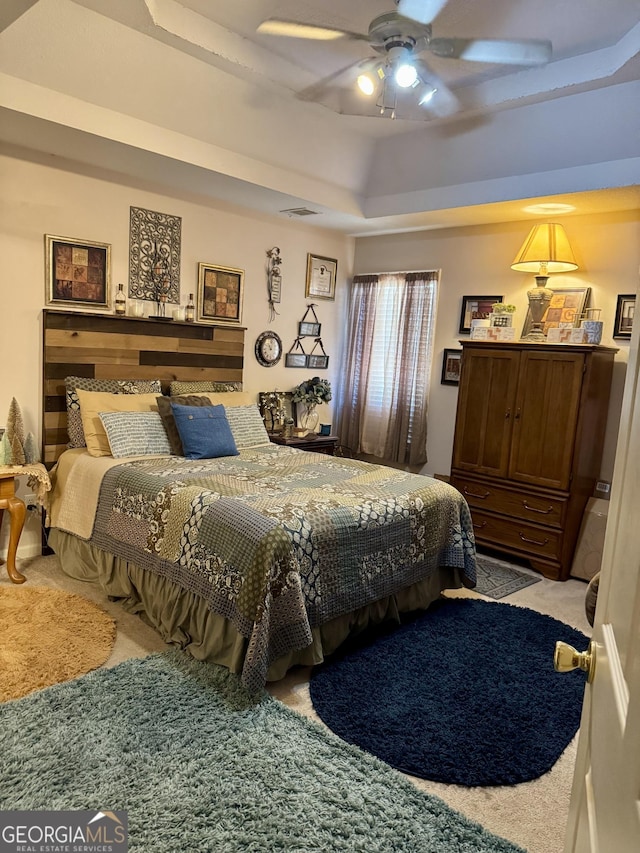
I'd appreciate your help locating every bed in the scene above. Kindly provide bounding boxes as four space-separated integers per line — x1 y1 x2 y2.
43 310 477 690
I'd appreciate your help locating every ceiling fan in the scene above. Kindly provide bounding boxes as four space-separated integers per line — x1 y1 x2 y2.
257 0 552 119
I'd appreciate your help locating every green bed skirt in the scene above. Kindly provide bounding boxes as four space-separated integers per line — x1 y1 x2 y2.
49 529 464 682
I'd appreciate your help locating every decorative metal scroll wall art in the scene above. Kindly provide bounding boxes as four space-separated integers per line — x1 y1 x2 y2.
128 206 182 317
266 246 282 321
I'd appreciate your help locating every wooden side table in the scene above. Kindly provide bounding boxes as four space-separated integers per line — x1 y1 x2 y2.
0 463 51 584
269 433 339 456
0 471 27 583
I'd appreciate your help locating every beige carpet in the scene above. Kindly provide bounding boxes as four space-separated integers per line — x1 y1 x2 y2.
6 552 591 853
0 585 116 702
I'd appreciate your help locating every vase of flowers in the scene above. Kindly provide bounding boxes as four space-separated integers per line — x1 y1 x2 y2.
292 377 332 433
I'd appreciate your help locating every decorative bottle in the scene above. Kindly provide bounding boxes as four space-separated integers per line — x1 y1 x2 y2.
185 293 195 323
115 283 126 316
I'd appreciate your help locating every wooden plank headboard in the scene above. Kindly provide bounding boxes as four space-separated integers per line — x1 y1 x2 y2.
42 309 245 465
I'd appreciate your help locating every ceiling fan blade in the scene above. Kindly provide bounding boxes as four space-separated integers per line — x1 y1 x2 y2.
295 59 376 102
414 59 459 116
430 37 552 65
257 18 369 42
397 0 449 25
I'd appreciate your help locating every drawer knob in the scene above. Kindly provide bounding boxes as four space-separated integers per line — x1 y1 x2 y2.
464 487 490 499
473 521 487 530
522 501 554 515
519 532 549 546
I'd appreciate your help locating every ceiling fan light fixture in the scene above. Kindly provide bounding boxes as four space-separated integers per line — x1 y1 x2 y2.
357 73 376 96
394 62 418 88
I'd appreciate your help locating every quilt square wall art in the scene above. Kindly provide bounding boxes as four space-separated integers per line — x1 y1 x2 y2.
45 234 110 310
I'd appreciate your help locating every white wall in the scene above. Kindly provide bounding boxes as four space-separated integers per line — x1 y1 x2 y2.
2 143 637 565
0 149 353 559
353 211 640 479
364 81 640 218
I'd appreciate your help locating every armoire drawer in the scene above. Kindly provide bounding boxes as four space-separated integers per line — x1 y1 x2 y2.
470 509 562 562
451 475 566 528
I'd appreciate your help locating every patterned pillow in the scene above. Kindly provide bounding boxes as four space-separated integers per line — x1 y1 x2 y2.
171 404 238 460
99 411 172 458
156 395 212 455
65 377 162 448
224 405 271 449
169 380 243 396
77 390 160 457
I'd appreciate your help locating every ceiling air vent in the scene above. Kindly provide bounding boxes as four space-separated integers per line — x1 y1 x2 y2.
280 207 319 217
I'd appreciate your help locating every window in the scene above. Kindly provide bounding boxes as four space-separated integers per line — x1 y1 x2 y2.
337 271 438 467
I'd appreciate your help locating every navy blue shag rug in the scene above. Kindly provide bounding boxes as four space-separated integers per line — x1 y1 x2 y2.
309 598 588 786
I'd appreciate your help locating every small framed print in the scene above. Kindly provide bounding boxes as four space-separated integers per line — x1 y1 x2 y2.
441 348 463 385
306 254 337 300
520 286 591 338
308 353 329 369
299 321 321 337
45 234 111 310
197 262 244 325
285 352 308 368
613 294 636 339
459 295 503 334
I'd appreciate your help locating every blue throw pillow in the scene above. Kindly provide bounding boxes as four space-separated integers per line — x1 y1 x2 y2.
170 403 239 459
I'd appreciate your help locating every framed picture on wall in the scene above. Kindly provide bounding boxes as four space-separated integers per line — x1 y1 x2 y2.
299 321 321 337
197 262 244 325
613 294 636 339
305 254 337 300
441 348 463 385
285 352 307 368
45 234 111 310
459 295 503 333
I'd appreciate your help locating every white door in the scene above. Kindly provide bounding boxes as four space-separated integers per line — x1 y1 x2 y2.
563 294 640 853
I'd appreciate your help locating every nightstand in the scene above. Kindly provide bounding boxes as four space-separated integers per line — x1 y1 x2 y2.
0 463 51 583
270 434 339 456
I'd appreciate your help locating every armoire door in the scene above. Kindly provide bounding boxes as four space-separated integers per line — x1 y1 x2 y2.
452 347 520 477
509 350 584 490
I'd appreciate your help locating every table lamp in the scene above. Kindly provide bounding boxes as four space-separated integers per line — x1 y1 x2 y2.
511 223 578 342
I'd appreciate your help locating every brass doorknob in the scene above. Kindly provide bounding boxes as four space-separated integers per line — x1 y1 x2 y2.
554 640 595 683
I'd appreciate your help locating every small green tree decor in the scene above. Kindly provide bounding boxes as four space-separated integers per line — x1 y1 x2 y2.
2 398 38 466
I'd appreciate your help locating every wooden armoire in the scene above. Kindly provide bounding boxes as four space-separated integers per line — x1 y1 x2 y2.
450 341 618 580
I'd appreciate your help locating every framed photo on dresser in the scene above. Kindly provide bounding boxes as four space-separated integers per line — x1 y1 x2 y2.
459 295 502 334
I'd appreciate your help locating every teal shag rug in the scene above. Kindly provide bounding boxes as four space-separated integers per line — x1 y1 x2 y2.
0 651 524 853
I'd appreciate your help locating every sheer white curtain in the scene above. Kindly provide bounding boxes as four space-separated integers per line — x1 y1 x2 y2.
337 270 438 467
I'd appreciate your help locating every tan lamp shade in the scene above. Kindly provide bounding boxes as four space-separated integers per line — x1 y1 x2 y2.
511 223 578 274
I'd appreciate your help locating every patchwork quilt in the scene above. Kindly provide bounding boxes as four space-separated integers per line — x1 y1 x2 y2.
55 445 477 689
